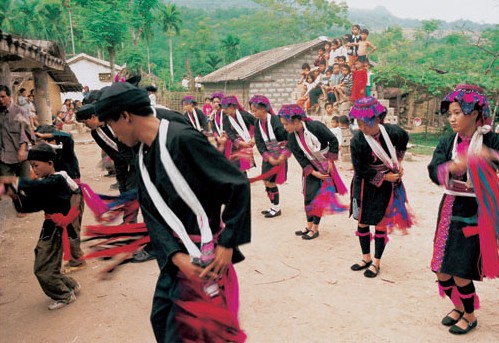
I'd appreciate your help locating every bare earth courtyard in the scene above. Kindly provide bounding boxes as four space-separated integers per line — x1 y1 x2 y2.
0 132 498 343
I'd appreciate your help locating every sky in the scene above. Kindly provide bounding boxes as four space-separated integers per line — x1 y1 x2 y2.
341 0 499 24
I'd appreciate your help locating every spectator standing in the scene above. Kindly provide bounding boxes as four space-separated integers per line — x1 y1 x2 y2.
0 85 30 179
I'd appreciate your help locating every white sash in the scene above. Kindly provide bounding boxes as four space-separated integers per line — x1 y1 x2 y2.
364 124 399 171
443 125 491 197
54 171 79 192
138 119 213 259
187 110 202 131
294 122 327 162
228 110 251 142
214 110 224 134
259 113 276 142
96 127 119 152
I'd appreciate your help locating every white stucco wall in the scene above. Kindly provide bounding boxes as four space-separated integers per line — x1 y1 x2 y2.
61 56 123 102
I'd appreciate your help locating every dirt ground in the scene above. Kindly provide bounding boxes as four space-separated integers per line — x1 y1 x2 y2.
0 131 498 343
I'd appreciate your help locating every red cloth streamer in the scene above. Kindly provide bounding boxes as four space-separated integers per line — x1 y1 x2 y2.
45 206 80 261
249 165 282 183
83 222 150 260
175 265 246 343
465 156 499 279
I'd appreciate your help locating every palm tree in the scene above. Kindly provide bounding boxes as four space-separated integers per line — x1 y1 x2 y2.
206 53 222 72
159 3 182 82
221 34 240 64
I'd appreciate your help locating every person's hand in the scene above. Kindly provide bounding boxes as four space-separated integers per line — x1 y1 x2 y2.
239 141 252 148
171 252 205 281
448 159 467 175
327 160 333 174
384 172 401 183
199 246 233 281
35 132 51 139
398 165 404 178
217 135 227 144
250 138 256 147
0 176 17 185
479 147 499 162
17 148 27 163
268 156 279 166
312 170 330 180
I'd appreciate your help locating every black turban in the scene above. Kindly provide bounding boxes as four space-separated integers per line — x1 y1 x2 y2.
75 104 96 122
27 143 56 162
94 82 151 121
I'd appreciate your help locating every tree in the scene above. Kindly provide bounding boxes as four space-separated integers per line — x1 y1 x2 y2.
253 0 350 34
77 0 129 79
221 34 240 64
420 19 443 47
159 3 182 82
205 53 222 73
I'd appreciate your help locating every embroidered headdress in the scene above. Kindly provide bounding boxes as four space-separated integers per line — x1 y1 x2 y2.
220 95 244 110
440 84 491 125
181 95 197 105
349 96 387 126
249 95 275 115
209 92 224 101
277 104 311 122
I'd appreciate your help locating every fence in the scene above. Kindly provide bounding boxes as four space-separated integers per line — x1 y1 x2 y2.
156 91 206 112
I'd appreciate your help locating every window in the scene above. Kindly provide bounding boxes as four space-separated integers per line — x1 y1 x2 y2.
99 73 112 82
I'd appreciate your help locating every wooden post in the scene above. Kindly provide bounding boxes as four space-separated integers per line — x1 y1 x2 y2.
0 62 11 88
33 70 52 125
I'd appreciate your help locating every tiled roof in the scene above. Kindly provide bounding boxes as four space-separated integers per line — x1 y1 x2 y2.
199 36 330 83
0 31 81 92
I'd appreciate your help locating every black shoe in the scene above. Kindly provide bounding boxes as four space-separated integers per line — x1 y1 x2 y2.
131 250 155 263
295 228 310 236
302 231 319 240
442 309 464 326
449 317 477 335
261 209 271 215
351 260 372 271
109 182 119 190
264 209 281 218
363 264 379 278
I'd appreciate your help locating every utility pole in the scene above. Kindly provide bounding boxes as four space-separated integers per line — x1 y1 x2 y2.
65 0 76 55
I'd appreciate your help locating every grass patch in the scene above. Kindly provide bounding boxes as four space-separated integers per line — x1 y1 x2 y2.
408 132 446 155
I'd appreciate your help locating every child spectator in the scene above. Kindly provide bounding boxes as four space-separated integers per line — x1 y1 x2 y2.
308 62 327 114
313 46 327 67
324 41 332 67
334 65 352 103
356 29 376 63
298 63 311 85
0 143 81 310
330 115 342 145
347 24 362 67
297 73 315 111
321 69 333 100
328 38 348 67
337 56 347 67
338 115 350 129
321 102 335 126
202 97 213 117
54 111 64 130
351 59 368 102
